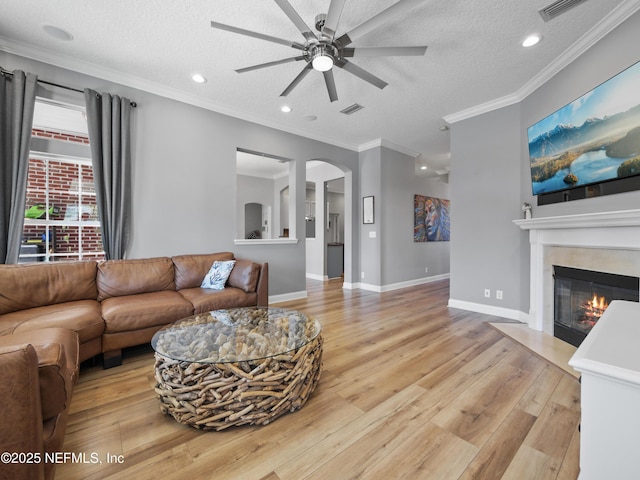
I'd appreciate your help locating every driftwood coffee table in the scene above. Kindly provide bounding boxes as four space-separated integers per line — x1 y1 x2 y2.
151 307 323 430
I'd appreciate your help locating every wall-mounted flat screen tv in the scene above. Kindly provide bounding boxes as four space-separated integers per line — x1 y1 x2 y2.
528 60 640 196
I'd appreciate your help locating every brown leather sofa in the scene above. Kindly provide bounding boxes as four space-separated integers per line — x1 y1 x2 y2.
0 252 267 480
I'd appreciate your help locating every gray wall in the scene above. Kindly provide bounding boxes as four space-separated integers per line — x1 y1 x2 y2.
381 147 450 286
450 104 524 310
13 6 637 306
236 174 275 239
359 147 383 285
360 145 451 289
1 51 360 298
450 10 640 315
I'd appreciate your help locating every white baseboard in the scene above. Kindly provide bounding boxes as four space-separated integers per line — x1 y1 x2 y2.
447 298 528 322
305 273 327 281
269 290 307 304
357 273 450 293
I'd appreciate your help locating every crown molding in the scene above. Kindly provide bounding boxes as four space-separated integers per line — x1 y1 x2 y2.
0 36 360 153
4 34 424 157
444 0 640 125
358 138 419 157
443 92 520 125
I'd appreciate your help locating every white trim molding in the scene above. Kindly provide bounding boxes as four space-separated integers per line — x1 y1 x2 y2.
513 209 640 230
234 238 299 246
269 290 307 304
447 299 526 322
358 138 420 158
305 273 327 281
358 273 450 293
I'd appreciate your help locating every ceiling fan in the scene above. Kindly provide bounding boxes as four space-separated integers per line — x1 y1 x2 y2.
210 0 428 102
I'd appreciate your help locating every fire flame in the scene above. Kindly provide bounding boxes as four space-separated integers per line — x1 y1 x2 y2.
581 294 609 327
591 294 607 311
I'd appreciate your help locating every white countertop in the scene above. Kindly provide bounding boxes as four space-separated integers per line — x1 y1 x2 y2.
569 301 640 386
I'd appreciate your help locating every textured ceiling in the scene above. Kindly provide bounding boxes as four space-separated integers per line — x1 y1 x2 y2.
1 0 638 177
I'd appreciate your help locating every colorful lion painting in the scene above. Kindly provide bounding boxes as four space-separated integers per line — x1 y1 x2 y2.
414 195 450 242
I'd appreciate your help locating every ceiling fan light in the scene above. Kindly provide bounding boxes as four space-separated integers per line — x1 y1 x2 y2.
312 54 334 72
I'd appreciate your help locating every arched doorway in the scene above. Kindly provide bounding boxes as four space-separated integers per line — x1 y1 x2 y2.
305 159 353 286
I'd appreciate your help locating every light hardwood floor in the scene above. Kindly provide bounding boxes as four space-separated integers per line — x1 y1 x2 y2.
57 279 580 480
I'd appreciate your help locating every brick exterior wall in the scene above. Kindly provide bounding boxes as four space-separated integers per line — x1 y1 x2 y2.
21 129 104 261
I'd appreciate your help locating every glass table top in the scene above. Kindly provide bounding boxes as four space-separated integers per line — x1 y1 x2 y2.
151 307 321 364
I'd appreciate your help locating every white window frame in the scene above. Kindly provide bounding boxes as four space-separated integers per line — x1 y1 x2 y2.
22 152 104 262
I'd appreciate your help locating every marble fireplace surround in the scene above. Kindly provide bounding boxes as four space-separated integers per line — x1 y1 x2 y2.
514 209 640 335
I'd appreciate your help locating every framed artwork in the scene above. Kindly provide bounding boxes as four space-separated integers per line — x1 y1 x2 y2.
414 195 450 242
363 196 374 224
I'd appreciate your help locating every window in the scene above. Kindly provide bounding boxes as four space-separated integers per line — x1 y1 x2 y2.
19 100 104 262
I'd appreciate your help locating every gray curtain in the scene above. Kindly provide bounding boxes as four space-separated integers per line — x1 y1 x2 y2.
0 70 37 264
84 89 132 260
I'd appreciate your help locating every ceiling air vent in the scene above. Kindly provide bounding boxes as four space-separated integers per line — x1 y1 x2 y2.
340 103 364 115
539 0 590 22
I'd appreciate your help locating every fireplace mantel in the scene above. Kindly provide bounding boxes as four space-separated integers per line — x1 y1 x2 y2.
514 209 640 334
514 209 640 230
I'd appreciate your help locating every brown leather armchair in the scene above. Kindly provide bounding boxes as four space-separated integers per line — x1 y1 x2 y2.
0 328 79 480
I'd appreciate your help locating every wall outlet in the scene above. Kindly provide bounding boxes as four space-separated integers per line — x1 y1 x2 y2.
425 267 429 273
496 290 503 300
361 271 365 279
369 231 377 238
484 288 491 298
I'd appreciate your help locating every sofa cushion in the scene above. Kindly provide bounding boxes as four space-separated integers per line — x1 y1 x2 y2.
201 260 236 290
172 252 235 290
0 300 104 344
101 291 194 333
227 259 260 293
0 327 78 421
1 343 44 474
0 261 98 315
179 287 258 314
97 257 175 301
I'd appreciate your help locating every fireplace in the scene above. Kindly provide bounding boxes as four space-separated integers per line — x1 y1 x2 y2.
514 210 640 336
554 266 639 347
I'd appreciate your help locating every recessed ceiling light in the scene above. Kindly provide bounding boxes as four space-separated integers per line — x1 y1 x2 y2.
522 34 542 47
303 115 317 121
42 25 73 41
281 105 292 113
439 125 449 132
191 73 207 83
420 166 428 170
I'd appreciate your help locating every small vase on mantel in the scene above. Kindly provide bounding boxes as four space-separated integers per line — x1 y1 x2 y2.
522 202 532 220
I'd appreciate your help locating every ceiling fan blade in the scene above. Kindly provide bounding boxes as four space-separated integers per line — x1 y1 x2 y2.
323 70 338 102
336 60 388 89
342 46 428 57
321 0 347 40
211 20 305 50
274 0 317 41
236 56 305 73
336 0 423 47
280 63 313 97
